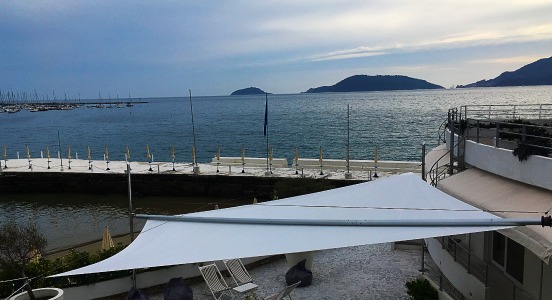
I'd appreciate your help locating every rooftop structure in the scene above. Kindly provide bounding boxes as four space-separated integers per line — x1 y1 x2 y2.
424 104 552 300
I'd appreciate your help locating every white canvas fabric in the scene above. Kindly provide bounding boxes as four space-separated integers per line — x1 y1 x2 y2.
53 173 511 277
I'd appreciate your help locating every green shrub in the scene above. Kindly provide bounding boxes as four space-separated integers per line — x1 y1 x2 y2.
0 244 129 298
405 278 438 300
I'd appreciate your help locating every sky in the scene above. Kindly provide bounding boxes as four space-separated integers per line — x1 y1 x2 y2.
1 0 552 98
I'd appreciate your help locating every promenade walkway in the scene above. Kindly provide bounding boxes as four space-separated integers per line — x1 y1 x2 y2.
0 157 398 181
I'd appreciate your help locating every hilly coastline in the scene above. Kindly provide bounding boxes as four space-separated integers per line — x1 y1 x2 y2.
458 56 552 88
304 75 444 93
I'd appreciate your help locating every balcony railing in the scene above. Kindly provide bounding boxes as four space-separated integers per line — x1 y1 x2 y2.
436 236 488 284
433 237 538 300
460 104 552 121
423 259 467 300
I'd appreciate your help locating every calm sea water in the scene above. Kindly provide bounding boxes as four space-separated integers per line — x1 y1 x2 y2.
1 86 551 250
3 86 551 164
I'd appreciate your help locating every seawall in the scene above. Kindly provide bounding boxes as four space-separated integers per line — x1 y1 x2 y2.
0 172 364 199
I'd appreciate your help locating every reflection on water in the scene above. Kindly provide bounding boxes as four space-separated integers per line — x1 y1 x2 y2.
0 193 251 252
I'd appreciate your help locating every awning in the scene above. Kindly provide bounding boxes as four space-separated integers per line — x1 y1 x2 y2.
53 173 518 277
438 168 552 263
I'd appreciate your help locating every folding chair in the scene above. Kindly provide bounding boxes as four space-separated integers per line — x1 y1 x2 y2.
263 281 301 300
223 258 259 297
198 263 234 300
223 258 253 287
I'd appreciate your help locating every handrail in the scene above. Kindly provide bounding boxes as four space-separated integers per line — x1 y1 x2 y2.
423 261 466 300
464 118 552 158
460 104 552 121
426 134 467 187
436 237 487 284
437 119 448 145
433 236 538 300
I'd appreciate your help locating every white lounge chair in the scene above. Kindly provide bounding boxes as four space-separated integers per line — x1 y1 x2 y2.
223 258 253 287
198 263 234 300
223 259 259 297
263 281 301 300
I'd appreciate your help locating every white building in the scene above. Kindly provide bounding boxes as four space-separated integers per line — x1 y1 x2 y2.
425 104 552 300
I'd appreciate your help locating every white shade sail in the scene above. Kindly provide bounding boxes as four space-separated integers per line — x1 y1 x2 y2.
53 173 514 277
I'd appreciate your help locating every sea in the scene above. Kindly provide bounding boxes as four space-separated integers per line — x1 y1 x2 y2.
1 86 551 251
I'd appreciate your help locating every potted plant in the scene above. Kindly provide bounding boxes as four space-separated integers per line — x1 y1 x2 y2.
0 221 62 300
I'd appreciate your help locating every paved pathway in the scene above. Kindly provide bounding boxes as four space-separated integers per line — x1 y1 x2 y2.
149 243 426 300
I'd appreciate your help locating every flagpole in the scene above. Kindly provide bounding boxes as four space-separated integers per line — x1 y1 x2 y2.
345 104 352 179
57 131 63 171
264 93 270 176
127 162 136 288
189 89 200 174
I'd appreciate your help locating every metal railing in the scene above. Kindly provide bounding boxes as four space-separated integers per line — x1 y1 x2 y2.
426 134 467 187
460 104 552 121
433 237 539 300
446 105 552 163
436 237 488 285
423 260 466 300
463 119 552 156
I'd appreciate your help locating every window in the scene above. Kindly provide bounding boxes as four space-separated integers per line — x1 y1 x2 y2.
506 239 524 283
491 232 524 283
492 232 505 267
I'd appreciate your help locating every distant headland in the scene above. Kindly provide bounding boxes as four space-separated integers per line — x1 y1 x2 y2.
231 87 267 95
304 75 444 93
457 56 552 88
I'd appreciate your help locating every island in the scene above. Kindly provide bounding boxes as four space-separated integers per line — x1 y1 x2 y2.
304 75 444 93
457 56 552 88
231 87 267 95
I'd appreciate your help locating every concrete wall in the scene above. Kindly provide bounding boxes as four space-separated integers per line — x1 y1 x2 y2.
445 129 552 191
0 172 363 198
523 250 542 300
542 259 552 300
471 233 486 262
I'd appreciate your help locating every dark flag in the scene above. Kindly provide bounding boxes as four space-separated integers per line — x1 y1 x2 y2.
264 93 268 136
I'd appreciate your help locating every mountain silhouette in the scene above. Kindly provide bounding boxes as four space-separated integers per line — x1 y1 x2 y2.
304 75 443 93
231 87 267 95
457 56 552 88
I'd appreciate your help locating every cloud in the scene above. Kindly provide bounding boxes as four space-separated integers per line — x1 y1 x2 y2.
1 0 552 96
307 23 552 62
470 55 550 65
